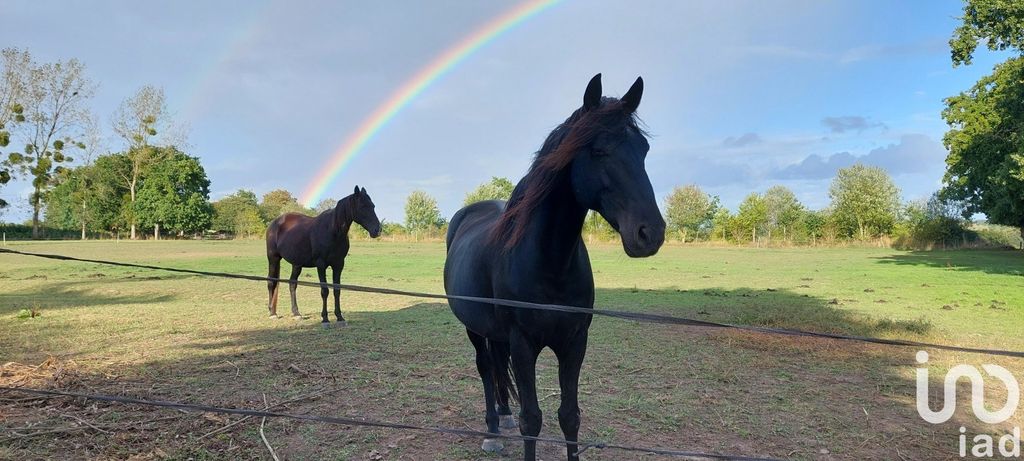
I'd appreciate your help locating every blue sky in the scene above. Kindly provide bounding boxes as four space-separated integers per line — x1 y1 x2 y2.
0 0 1010 223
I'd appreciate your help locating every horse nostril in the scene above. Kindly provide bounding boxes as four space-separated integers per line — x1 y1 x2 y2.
637 225 650 244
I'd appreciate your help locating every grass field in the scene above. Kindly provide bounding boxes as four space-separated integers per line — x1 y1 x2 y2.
1 240 1022 460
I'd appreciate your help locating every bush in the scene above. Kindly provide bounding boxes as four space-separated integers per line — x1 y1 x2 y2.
0 223 83 240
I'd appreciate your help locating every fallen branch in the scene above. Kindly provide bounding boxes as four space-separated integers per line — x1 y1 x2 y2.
259 393 281 461
62 413 113 435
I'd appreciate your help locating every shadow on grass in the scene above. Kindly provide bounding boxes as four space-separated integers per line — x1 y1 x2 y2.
873 249 1023 277
1 288 1017 461
0 278 180 315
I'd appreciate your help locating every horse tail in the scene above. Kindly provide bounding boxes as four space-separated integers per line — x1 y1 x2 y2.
486 339 518 404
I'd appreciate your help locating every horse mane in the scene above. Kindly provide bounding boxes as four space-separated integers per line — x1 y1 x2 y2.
318 194 354 231
490 97 646 249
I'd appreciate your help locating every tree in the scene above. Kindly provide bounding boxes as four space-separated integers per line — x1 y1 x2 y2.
949 0 1024 66
111 85 176 239
212 189 265 238
762 185 804 241
133 147 212 238
943 0 1024 241
735 193 768 243
802 209 828 245
404 190 443 233
664 185 718 242
313 197 337 215
4 53 95 238
710 207 733 241
828 164 901 239
259 189 307 221
942 59 1024 239
582 210 616 242
464 176 515 206
0 48 31 211
44 152 131 237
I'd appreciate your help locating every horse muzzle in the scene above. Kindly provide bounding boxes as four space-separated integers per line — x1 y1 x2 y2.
620 221 665 257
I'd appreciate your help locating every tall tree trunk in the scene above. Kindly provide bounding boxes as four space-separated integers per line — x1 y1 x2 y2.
129 176 137 240
30 188 41 239
154 222 160 240
81 199 87 240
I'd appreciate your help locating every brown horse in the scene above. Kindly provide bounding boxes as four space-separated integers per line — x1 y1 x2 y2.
265 186 381 326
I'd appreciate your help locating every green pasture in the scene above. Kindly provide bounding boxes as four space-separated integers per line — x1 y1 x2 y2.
1 240 1021 460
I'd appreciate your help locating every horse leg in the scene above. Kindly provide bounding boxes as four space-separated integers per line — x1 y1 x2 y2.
332 262 345 325
509 328 542 461
553 332 589 461
288 264 302 318
317 264 330 326
267 255 281 318
467 330 501 452
491 340 517 429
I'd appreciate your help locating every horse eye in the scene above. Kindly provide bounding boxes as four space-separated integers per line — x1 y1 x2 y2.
592 149 608 157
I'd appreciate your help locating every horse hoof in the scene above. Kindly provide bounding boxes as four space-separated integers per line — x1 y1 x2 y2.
481 438 503 453
335 320 348 328
499 414 517 430
320 322 331 329
269 314 280 319
292 315 303 320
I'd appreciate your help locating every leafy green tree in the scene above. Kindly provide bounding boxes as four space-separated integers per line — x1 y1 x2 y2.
735 193 768 243
134 147 212 238
46 163 97 238
260 189 307 221
404 190 443 233
942 0 1024 241
664 184 718 242
212 189 265 237
464 176 515 206
900 193 969 246
942 59 1024 239
4 52 95 237
802 209 828 245
762 185 804 241
710 207 733 241
829 164 901 239
949 0 1024 66
582 210 616 241
44 153 134 236
111 85 187 239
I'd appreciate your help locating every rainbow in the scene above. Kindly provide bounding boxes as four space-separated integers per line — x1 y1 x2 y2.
299 0 562 207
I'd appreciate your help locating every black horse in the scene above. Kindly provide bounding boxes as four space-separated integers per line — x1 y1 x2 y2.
444 74 665 461
266 186 381 326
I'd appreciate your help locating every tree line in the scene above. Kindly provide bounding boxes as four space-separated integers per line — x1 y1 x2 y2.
0 48 204 240
658 164 996 248
5 0 1024 247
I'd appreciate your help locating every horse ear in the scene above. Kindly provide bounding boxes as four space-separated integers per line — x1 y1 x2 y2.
360 187 367 195
353 185 360 195
583 73 602 110
621 76 643 114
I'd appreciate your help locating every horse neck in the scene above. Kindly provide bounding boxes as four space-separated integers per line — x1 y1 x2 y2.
330 197 354 238
514 172 588 270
